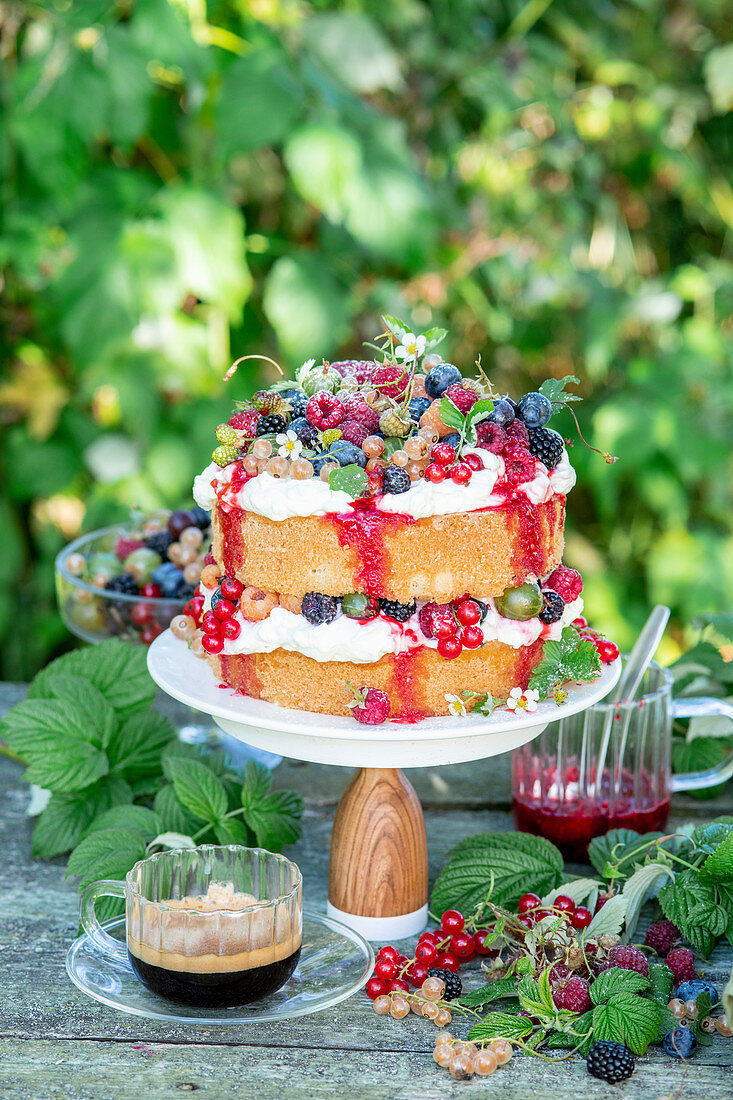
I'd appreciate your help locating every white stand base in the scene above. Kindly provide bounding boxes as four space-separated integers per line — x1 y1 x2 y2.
326 901 428 942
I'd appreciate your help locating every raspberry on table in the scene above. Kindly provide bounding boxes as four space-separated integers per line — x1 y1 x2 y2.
546 564 583 602
426 967 462 1001
527 426 564 469
586 1041 635 1083
301 592 340 625
665 947 696 985
644 919 681 957
552 975 591 1014
607 944 649 977
379 598 417 623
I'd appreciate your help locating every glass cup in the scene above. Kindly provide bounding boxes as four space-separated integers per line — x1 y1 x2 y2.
81 846 302 1007
511 661 733 860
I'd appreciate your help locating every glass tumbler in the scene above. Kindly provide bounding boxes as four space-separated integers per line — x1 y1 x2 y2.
81 845 303 1007
511 662 733 860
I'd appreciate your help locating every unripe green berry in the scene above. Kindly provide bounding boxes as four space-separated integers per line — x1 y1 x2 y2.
212 444 239 466
495 582 543 621
379 410 411 437
321 428 342 447
215 423 238 445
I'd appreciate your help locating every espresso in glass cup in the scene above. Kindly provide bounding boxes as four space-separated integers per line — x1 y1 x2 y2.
80 846 302 1007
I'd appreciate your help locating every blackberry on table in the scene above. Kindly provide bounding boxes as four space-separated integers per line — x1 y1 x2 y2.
539 589 565 624
527 426 564 468
426 967 462 1001
586 1040 635 1083
256 413 288 436
301 592 340 625
379 598 417 623
144 530 174 557
104 573 138 596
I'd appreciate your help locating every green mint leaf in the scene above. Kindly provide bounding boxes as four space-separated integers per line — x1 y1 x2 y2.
648 962 674 1003
467 1012 534 1043
438 396 466 433
592 992 662 1055
164 758 228 825
590 967 651 1004
431 832 563 918
66 827 148 891
458 977 518 1008
106 711 176 782
328 464 369 499
1 699 109 792
422 326 447 350
153 784 201 836
28 639 154 719
214 818 254 846
538 375 582 405
81 805 162 842
31 775 132 859
691 612 733 642
528 627 601 700
658 868 718 956
692 821 733 855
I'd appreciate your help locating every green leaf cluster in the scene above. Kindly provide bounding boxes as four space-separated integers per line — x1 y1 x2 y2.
528 627 602 700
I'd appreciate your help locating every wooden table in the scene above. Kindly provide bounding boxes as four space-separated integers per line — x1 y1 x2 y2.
1 684 731 1099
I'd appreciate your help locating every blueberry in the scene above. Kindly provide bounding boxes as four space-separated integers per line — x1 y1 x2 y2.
488 396 516 427
382 466 411 494
190 506 210 529
290 416 319 446
311 454 335 476
674 980 718 1003
662 1028 696 1059
517 391 552 428
425 362 462 399
408 396 431 423
151 561 180 587
441 432 461 449
280 388 307 418
328 443 367 468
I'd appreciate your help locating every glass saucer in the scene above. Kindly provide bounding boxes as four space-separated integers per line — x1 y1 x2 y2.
66 910 373 1024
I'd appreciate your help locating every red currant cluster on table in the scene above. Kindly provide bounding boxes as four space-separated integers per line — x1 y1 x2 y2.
571 617 619 664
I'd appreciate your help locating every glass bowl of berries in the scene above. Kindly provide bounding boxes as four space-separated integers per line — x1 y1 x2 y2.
55 507 210 647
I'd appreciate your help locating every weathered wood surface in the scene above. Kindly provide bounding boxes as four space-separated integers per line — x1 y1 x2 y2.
1 684 731 1099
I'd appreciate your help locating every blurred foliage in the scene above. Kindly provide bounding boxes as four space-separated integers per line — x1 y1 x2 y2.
1 0 732 680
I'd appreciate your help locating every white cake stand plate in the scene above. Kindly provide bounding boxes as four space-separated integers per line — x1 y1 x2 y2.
148 634 620 940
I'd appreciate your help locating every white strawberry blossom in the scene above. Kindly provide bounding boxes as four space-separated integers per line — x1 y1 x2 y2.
506 687 540 714
276 430 303 460
395 332 426 362
445 694 468 717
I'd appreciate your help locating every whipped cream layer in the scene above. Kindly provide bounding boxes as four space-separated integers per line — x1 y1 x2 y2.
193 448 576 524
201 586 583 664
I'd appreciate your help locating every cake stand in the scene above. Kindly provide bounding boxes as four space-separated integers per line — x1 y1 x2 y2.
148 633 620 940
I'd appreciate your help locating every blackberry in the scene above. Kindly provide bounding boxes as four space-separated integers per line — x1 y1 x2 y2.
382 466 411 494
301 592 340 625
379 598 416 623
527 426 564 468
426 967 462 1001
256 413 288 436
145 530 174 557
473 598 489 622
586 1041 635 1083
104 573 138 596
289 416 319 447
539 589 565 624
280 389 307 419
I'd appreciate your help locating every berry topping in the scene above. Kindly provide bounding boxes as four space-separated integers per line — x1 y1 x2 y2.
495 581 543 621
424 362 462 399
418 601 454 639
546 564 583 602
504 418 530 446
382 466 411 494
256 413 288 436
461 624 484 648
379 598 417 623
553 975 591 1014
586 1041 635 1083
339 420 370 447
341 593 379 620
329 443 368 468
517 391 552 428
539 590 565 624
503 444 537 485
219 576 244 602
228 408 262 434
372 364 410 398
662 1027 697 1060
348 686 391 725
305 391 345 430
488 396 516 426
437 636 462 659
443 384 478 414
456 599 481 626
665 947 696 985
301 592 340 625
431 443 456 466
475 421 508 453
607 944 649 977
201 634 224 654
426 967 462 1001
424 463 447 483
528 426 564 469
289 416 319 446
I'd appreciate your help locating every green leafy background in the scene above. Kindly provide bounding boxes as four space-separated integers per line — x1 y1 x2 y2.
2 0 732 679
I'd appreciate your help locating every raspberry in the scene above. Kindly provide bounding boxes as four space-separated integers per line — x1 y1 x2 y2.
586 1041 635 1083
418 602 455 639
339 420 370 447
379 410 411 437
115 537 144 560
539 590 565 624
504 418 529 446
305 392 345 430
552 976 591 1014
203 551 216 566
527 426 564 469
665 947 696 985
349 687 391 725
331 359 376 384
475 421 507 453
372 364 409 398
546 564 583 602
228 409 261 434
608 945 649 977
426 967 462 1001
301 592 340 625
341 395 380 434
503 445 537 485
379 598 416 623
444 384 478 414
255 414 288 435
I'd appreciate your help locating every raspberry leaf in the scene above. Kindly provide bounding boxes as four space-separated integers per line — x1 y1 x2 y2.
589 967 651 1004
458 977 518 1008
27 639 154 719
700 831 733 883
581 894 627 941
621 862 675 940
328 463 368 499
241 761 303 851
31 775 132 859
648 962 674 1003
538 375 582 405
66 827 148 891
0 699 110 793
421 325 448 350
438 396 466 433
80 805 162 842
591 992 662 1055
658 868 719 956
528 626 601 699
467 1012 534 1042
164 758 228 825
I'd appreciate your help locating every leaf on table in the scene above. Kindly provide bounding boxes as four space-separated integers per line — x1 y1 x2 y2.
31 775 132 859
66 828 148 891
459 977 518 1008
24 675 118 748
27 640 155 719
1 699 109 793
693 821 733 855
214 818 253 846
542 878 600 908
106 711 176 782
582 894 627 941
164 758 228 825
648 962 674 1003
153 784 201 836
592 992 662 1055
589 967 651 1004
467 1012 534 1042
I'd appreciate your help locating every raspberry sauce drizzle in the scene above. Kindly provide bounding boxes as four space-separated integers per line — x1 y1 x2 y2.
216 462 252 577
390 650 426 723
329 498 414 598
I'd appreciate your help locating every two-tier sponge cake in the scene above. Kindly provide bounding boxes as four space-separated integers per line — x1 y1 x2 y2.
174 333 598 721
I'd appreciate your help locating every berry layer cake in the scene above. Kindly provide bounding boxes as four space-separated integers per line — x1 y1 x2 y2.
175 331 592 721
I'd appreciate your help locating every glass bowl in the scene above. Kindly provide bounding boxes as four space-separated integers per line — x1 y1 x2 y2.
55 524 200 646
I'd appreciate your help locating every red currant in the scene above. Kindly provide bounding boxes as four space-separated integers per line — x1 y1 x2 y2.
396 955 410 968
405 961 428 987
201 610 221 635
596 639 620 664
213 597 236 621
220 576 244 601
418 931 440 947
450 462 472 484
184 595 205 624
220 618 241 641
516 914 534 933
201 633 224 654
455 599 480 626
572 616 588 629
553 895 575 915
450 931 475 960
140 621 163 645
377 945 399 961
431 443 456 467
571 906 593 929
435 951 460 973
534 909 551 922
374 957 398 981
437 636 463 659
140 582 162 598
441 910 465 935
365 976 388 1000
461 624 484 649
424 463 447 483
130 602 153 627
433 612 457 639
389 978 410 993
473 930 498 956
415 941 437 964
518 893 541 915
464 452 484 471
